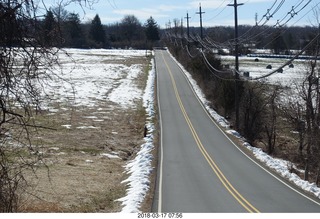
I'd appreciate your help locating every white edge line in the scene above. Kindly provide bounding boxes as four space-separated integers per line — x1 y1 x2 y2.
155 50 164 213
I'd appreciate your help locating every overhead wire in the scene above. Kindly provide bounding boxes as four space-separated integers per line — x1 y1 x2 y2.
107 0 118 9
276 0 311 27
205 0 233 21
195 35 215 51
256 0 279 25
166 0 318 82
208 1 286 50
200 49 233 75
175 34 236 80
237 0 282 41
261 1 320 49
237 0 309 43
235 0 313 49
238 0 298 41
185 44 199 58
202 54 236 81
249 33 320 80
291 1 320 27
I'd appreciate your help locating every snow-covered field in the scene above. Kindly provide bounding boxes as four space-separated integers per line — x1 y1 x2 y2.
221 55 310 87
41 49 147 110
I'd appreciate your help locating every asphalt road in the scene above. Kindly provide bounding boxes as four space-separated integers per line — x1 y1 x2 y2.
153 49 320 213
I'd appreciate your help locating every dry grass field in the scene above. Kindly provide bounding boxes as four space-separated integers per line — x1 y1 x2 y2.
16 49 154 212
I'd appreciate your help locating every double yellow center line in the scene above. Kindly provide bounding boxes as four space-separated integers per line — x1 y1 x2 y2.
161 51 259 213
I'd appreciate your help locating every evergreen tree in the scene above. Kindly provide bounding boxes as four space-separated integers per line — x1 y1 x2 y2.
43 10 57 46
89 14 106 47
145 16 160 42
65 13 85 47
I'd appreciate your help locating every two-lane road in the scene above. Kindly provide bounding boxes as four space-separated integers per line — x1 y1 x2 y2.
153 49 320 213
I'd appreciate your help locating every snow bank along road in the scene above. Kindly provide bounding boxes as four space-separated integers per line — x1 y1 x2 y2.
153 49 320 213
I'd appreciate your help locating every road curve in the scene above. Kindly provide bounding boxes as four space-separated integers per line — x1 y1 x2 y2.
152 49 320 213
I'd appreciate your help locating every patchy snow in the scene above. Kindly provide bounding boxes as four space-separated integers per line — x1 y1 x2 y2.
168 50 320 200
101 153 121 159
40 49 146 109
76 126 99 129
108 64 144 108
39 48 155 213
117 56 156 213
61 124 72 129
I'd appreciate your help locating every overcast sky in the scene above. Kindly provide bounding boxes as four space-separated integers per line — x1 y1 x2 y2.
45 0 319 28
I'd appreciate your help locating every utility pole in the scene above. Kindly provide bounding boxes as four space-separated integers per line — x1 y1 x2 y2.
196 3 205 39
181 17 184 36
228 0 243 130
255 13 258 26
185 12 191 39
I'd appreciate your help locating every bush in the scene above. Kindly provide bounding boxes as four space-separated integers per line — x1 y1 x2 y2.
239 81 267 144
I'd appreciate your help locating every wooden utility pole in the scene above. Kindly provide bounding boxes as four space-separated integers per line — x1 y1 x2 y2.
228 0 243 130
185 12 191 39
181 18 184 36
196 3 205 39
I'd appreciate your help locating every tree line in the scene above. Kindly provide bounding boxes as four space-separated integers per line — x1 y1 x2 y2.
41 9 160 49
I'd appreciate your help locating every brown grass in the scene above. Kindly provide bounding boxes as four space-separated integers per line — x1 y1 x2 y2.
17 54 155 212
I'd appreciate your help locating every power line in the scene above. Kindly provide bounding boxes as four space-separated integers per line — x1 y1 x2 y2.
234 0 314 49
166 0 319 84
107 0 118 9
205 0 231 21
249 33 320 80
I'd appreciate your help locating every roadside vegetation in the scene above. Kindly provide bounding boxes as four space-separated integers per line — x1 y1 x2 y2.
165 28 320 189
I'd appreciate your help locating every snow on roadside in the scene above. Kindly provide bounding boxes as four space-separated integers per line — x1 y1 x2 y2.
167 50 320 199
117 57 156 212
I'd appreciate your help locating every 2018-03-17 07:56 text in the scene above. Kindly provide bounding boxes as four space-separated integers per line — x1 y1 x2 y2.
137 213 183 218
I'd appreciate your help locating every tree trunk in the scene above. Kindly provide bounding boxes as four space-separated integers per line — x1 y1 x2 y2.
304 158 309 181
316 166 320 186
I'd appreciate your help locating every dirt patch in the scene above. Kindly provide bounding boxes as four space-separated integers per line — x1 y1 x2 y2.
18 54 154 212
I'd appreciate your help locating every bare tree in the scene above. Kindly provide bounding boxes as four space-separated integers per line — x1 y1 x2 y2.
281 98 306 157
288 52 320 182
0 0 94 212
239 81 268 144
263 86 281 155
303 60 320 181
280 46 320 183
